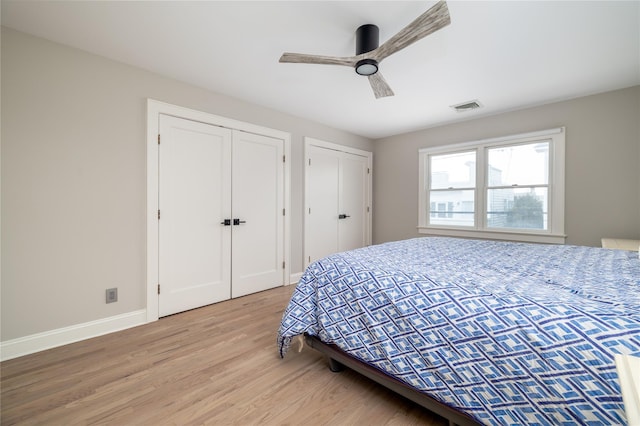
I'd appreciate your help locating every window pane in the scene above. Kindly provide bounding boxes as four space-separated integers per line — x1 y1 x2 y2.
487 142 549 186
429 190 475 227
430 151 475 189
487 187 548 230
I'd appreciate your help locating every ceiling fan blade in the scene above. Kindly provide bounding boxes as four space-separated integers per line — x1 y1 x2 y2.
279 52 357 67
369 0 450 62
368 72 394 98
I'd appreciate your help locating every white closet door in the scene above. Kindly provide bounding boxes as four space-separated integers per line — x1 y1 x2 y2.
306 140 371 266
307 145 340 263
158 115 232 317
339 152 368 252
231 130 284 297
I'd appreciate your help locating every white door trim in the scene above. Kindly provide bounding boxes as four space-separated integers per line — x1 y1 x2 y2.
147 99 291 323
303 137 372 268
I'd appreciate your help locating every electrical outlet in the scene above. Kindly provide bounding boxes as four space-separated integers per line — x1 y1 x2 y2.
106 288 118 303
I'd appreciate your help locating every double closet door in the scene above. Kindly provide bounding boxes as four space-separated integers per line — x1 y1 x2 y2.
158 115 284 317
305 141 372 266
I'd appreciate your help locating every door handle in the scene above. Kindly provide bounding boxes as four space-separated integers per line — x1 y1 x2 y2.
233 218 247 226
220 219 231 226
338 214 350 219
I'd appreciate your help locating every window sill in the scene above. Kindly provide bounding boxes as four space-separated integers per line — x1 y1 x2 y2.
417 226 567 244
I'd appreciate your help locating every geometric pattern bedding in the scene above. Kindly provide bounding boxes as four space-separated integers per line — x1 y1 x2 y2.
277 237 640 425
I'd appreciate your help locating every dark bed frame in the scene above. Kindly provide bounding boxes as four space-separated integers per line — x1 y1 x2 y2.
305 334 481 426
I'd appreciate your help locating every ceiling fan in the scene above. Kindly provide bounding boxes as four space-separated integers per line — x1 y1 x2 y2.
279 1 451 99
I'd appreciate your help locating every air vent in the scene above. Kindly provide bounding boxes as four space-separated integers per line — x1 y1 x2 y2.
451 100 482 112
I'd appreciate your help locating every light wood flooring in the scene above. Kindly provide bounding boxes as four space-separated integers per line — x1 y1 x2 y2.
1 285 446 425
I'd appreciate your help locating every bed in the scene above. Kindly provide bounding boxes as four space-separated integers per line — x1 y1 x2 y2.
277 237 640 425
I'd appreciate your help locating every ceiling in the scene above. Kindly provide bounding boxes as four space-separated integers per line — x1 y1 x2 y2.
2 1 639 139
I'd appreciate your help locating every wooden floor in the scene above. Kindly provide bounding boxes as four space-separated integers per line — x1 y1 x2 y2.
1 285 447 425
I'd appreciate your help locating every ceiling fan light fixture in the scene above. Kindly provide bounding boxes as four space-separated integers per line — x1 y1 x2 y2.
355 59 378 76
279 1 451 99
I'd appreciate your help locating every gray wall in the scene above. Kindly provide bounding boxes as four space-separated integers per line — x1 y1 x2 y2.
1 28 372 341
373 86 640 246
3 26 639 344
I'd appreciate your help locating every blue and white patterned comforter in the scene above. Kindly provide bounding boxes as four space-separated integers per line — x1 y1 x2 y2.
277 237 640 425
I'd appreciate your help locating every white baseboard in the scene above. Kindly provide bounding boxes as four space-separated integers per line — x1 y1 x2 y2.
0 309 147 362
289 272 303 285
1 278 302 361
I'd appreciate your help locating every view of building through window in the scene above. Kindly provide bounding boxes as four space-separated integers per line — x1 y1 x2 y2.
429 142 550 230
429 150 475 227
486 142 549 230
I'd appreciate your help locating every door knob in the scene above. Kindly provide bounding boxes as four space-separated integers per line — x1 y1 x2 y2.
220 219 231 226
233 218 247 226
338 214 351 219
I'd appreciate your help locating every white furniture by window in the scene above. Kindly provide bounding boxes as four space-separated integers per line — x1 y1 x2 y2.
615 354 640 425
418 127 566 244
601 238 640 251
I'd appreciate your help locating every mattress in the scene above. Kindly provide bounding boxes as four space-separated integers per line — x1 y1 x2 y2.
277 237 640 425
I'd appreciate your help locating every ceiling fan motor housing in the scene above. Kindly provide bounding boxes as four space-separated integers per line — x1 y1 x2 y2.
355 24 380 76
356 24 379 54
279 1 451 98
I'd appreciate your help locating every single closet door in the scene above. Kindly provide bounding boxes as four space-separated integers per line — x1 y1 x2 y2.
231 130 284 298
338 153 369 252
158 115 232 317
306 142 371 265
306 146 340 263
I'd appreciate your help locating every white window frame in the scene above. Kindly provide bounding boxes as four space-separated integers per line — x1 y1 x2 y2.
418 127 566 244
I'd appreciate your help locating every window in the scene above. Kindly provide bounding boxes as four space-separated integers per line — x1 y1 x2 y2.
418 128 565 244
429 150 475 227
